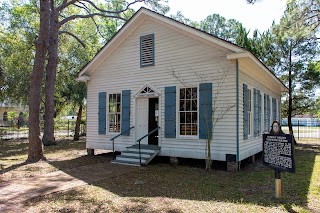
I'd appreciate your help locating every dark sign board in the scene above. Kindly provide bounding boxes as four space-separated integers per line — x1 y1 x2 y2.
263 134 295 173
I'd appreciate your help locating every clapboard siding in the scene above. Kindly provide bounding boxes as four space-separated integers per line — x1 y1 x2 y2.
238 64 282 161
86 18 237 161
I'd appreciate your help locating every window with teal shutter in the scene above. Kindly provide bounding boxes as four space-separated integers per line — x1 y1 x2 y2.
267 95 270 131
121 90 131 135
199 83 212 139
264 94 267 132
179 87 198 136
278 100 281 122
140 34 154 67
243 84 248 139
253 88 258 137
165 86 176 138
98 92 106 134
272 98 277 121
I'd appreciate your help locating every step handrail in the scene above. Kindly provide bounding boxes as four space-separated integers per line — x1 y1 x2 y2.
110 126 134 159
136 126 160 165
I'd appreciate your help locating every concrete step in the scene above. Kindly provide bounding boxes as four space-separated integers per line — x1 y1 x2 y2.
111 159 142 166
126 147 157 154
112 144 161 166
115 155 149 164
121 151 152 158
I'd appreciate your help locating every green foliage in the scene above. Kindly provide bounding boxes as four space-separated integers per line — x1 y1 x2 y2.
170 11 199 28
271 7 318 117
200 14 242 43
0 0 131 114
285 0 320 35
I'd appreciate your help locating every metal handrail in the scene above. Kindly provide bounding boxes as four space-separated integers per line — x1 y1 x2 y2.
136 126 160 165
110 126 134 159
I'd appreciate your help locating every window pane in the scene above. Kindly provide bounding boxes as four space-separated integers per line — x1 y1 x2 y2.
185 124 191 135
192 112 197 123
186 100 191 111
180 112 185 123
109 103 113 112
116 114 121 132
191 124 197 135
186 88 192 99
108 93 121 133
180 124 186 135
192 88 197 99
180 100 185 111
186 112 191 123
192 100 197 111
180 88 185 99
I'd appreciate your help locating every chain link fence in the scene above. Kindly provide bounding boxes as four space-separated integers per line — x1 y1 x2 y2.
0 119 86 140
281 118 320 139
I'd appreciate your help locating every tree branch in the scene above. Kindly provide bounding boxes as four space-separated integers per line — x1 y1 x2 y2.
57 0 78 12
78 0 144 14
59 30 86 48
74 2 108 40
59 13 126 27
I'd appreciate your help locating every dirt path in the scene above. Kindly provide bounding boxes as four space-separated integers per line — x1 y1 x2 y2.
0 162 142 212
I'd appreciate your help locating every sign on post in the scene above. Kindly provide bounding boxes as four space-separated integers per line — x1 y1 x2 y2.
263 134 295 173
263 120 296 198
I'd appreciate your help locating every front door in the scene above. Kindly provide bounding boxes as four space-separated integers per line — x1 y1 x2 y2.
136 98 159 145
137 98 149 144
148 98 159 145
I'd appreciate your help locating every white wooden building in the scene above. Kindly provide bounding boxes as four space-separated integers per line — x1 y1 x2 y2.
77 8 287 169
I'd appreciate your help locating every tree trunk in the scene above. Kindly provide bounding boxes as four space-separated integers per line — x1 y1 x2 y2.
27 0 50 162
74 104 83 141
42 7 59 146
205 133 212 170
287 41 296 144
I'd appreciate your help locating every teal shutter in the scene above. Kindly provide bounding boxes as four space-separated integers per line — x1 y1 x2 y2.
199 83 213 139
165 86 176 138
243 84 248 139
267 95 270 131
253 88 257 137
121 90 131 136
140 34 155 67
258 90 261 135
98 92 106 134
278 100 281 122
272 98 277 121
264 94 267 132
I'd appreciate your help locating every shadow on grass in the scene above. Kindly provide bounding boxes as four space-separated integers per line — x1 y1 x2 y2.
0 138 87 175
42 142 318 212
0 138 312 212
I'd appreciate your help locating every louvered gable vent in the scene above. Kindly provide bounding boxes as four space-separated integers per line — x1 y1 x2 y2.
140 34 154 67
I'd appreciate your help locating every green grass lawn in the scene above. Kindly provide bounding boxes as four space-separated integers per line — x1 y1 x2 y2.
1 138 319 212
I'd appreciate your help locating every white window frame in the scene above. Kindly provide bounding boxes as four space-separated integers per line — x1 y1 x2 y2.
247 88 252 138
108 93 121 134
177 86 199 138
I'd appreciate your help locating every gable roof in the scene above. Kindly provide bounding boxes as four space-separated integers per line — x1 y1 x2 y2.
77 7 287 92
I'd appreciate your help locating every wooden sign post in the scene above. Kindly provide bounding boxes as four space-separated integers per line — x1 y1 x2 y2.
263 121 295 198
